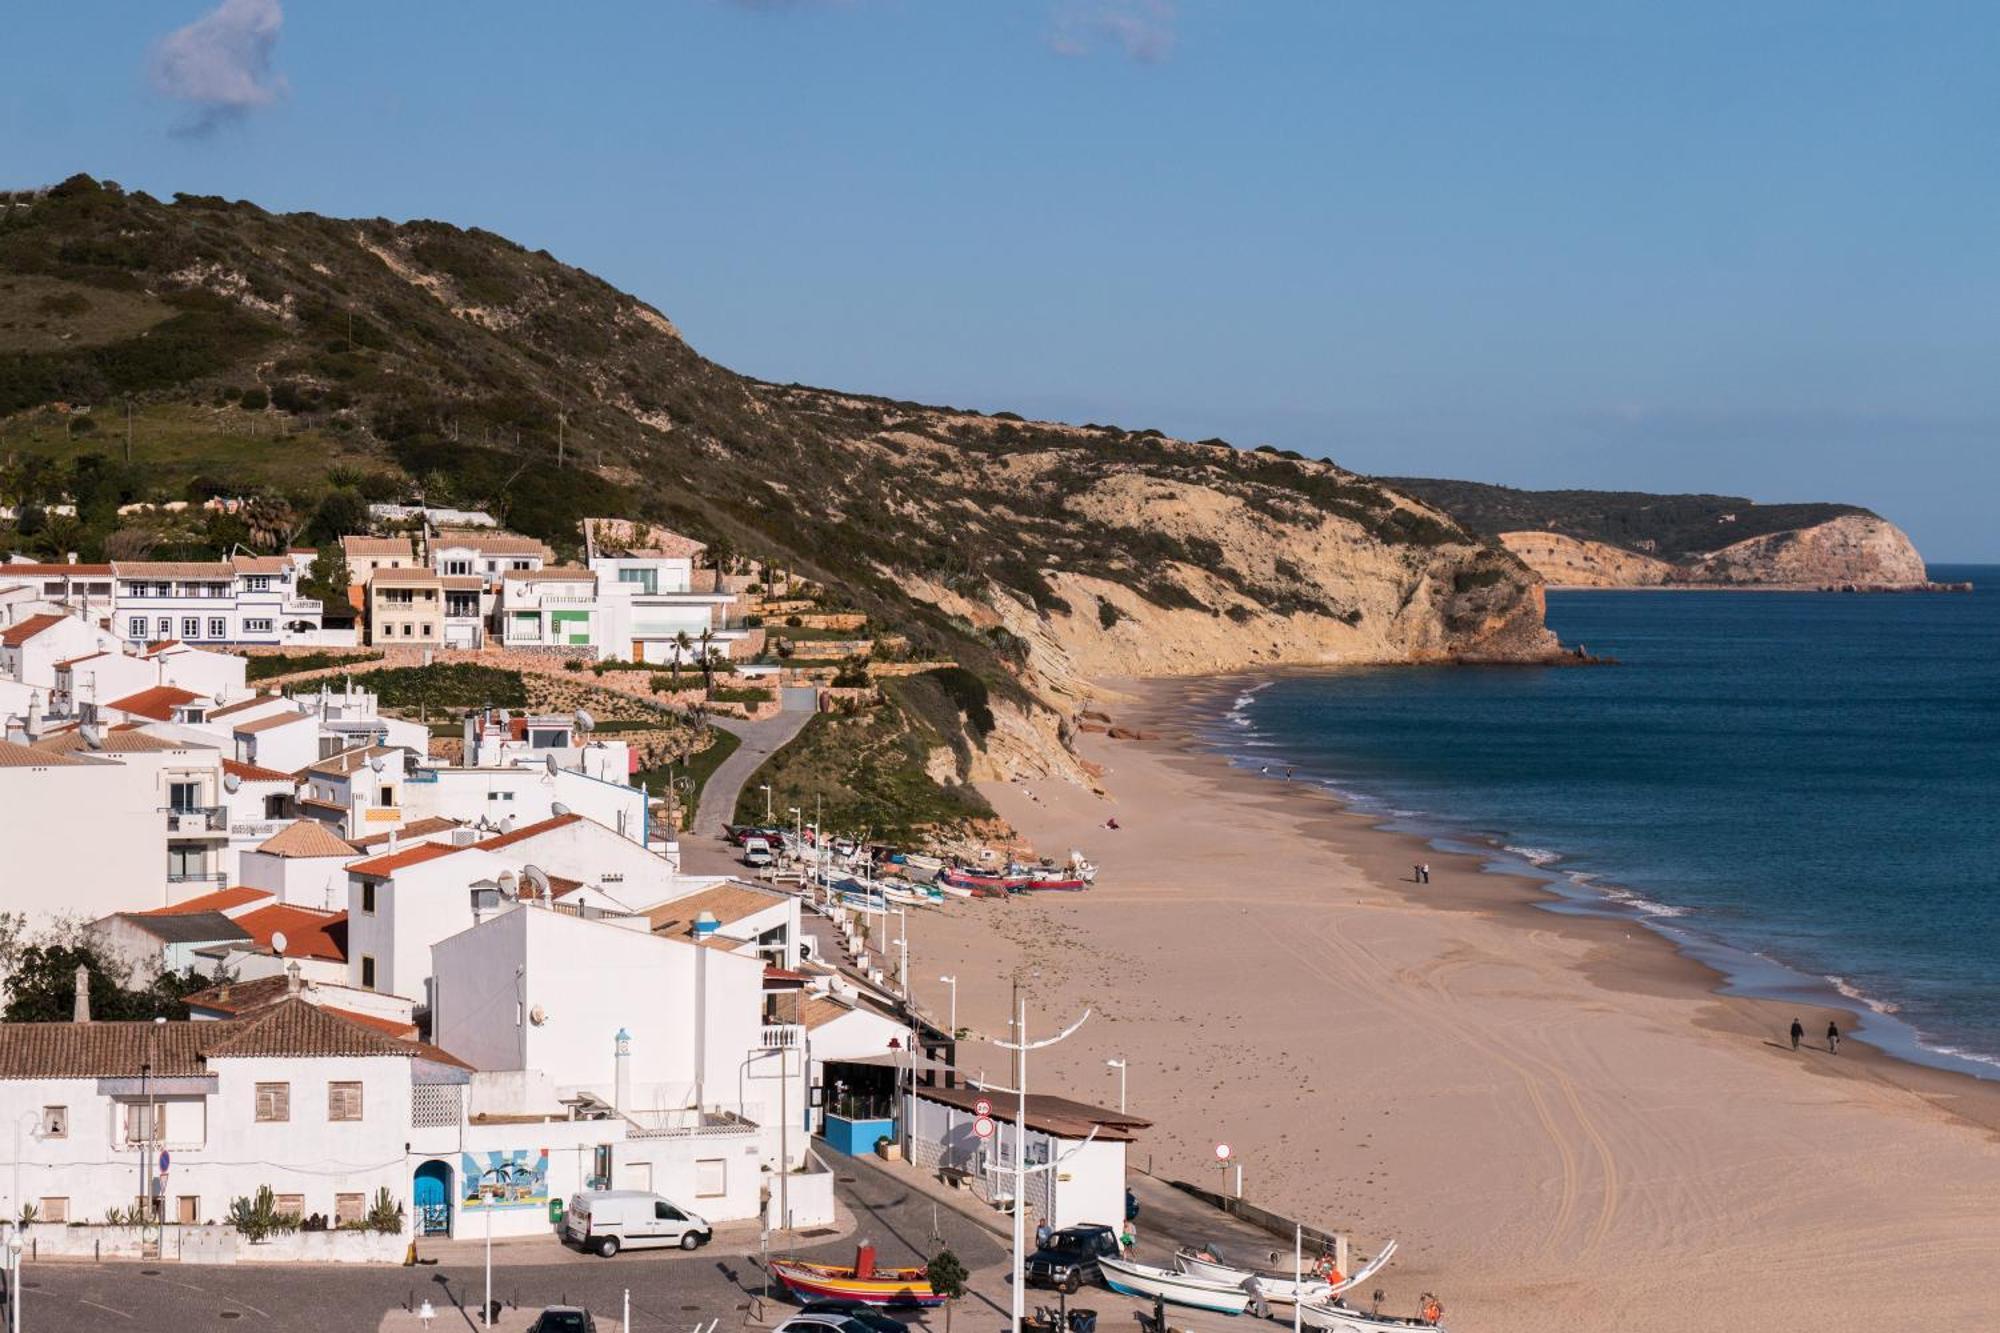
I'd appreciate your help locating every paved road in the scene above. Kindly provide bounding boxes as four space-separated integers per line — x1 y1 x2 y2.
11 1165 1009 1333
693 711 815 840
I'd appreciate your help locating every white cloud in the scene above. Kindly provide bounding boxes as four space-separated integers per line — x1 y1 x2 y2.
1050 0 1177 63
150 0 287 134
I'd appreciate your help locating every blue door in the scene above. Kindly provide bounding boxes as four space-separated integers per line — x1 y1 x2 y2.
414 1161 453 1236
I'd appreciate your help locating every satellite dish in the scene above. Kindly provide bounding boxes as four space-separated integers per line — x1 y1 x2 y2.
522 865 551 901
369 754 386 773
213 691 227 706
270 931 289 957
497 869 517 893
551 802 570 818
528 1004 548 1027
222 773 242 793
573 708 594 733
544 753 559 776
79 723 103 750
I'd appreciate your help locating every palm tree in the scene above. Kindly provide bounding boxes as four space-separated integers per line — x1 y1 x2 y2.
239 494 298 552
670 631 693 686
697 628 716 694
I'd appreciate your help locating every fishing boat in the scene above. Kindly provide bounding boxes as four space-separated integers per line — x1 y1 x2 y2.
1096 1257 1254 1315
937 866 1027 897
1021 871 1090 892
1297 1296 1445 1332
768 1249 945 1307
1176 1238 1394 1306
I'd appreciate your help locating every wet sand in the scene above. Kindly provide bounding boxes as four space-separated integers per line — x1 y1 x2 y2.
897 675 2000 1332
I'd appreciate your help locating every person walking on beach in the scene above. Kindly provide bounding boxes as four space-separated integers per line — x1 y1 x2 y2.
1790 1017 1804 1051
1420 863 1432 884
1827 1021 1841 1054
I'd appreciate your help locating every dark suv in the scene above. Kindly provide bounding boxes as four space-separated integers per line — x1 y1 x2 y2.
1025 1224 1122 1292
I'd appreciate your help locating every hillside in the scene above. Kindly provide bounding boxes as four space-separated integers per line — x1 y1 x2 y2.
1385 478 1932 588
0 174 1560 796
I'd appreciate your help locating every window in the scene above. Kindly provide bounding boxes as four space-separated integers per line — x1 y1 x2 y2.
176 1195 199 1226
328 1082 364 1122
512 559 532 571
360 883 376 914
263 794 286 819
274 1194 305 1220
127 617 148 640
618 568 658 595
181 617 201 640
167 846 205 882
246 576 271 591
243 618 272 634
208 617 227 640
360 955 377 989
653 1200 687 1221
123 1102 163 1146
444 559 472 576
420 623 433 637
378 786 394 806
40 1105 66 1139
168 781 201 813
157 617 174 639
487 791 515 801
254 1082 290 1122
333 1193 366 1226
401 623 412 637
37 1197 67 1224
695 1158 727 1198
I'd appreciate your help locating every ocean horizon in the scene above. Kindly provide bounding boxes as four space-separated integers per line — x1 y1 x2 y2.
1203 564 2000 1079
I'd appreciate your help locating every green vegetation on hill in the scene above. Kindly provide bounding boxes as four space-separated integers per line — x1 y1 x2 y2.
361 663 527 713
1383 477 1872 563
634 725 741 830
245 650 383 681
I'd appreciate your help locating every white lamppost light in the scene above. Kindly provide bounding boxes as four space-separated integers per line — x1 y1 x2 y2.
1105 1057 1127 1114
938 975 957 1034
984 999 1094 1333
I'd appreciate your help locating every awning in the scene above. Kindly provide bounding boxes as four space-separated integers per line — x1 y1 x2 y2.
834 1051 957 1075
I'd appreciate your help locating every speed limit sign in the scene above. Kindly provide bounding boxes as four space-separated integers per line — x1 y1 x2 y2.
974 1097 992 1117
974 1115 995 1140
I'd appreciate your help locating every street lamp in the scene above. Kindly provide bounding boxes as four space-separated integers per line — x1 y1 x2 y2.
938 976 957 1035
5 1232 19 1333
987 998 1093 1333
1105 1058 1127 1114
760 783 772 822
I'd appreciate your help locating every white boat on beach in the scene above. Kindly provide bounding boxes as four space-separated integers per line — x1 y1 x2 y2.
1097 1257 1254 1315
1176 1237 1395 1306
1297 1299 1445 1333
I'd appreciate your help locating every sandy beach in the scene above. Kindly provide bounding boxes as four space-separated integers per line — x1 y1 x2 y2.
898 675 2000 1332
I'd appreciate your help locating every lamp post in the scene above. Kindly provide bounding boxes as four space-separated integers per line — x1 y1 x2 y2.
5 1231 20 1333
988 998 1093 1333
1105 1058 1127 1114
938 976 957 1035
760 784 772 822
482 1181 495 1329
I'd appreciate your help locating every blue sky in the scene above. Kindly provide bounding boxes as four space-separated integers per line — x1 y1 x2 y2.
4 2 1996 558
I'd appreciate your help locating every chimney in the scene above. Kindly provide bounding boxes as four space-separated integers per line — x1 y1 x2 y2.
25 691 42 740
72 964 90 1022
462 713 476 767
285 960 302 995
613 1028 631 1112
64 551 76 566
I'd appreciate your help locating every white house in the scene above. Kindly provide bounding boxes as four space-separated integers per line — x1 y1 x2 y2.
110 558 326 648
1 609 114 688
495 568 600 652
237 820 359 911
904 1085 1149 1233
428 528 550 589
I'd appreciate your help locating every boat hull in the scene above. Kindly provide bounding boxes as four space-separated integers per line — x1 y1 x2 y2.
1298 1302 1445 1332
1097 1258 1251 1315
1174 1255 1330 1304
769 1261 945 1308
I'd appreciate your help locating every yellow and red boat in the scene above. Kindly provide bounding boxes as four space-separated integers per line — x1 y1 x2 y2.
770 1246 945 1307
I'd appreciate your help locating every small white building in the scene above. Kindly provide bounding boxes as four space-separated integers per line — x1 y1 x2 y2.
111 558 326 648
904 1085 1149 1233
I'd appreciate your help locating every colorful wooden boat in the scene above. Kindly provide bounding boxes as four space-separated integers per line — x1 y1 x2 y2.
769 1252 945 1307
938 866 1029 896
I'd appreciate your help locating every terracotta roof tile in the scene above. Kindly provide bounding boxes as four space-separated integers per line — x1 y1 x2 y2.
502 567 593 582
105 684 204 721
232 905 347 962
345 840 465 877
32 727 210 756
222 757 294 784
340 536 416 558
229 555 291 574
208 695 284 720
141 887 272 917
646 883 785 936
0 563 114 578
0 739 92 768
198 998 413 1060
113 561 234 579
0 613 69 647
254 820 357 859
347 816 461 850
233 710 312 734
476 812 582 850
434 529 549 556
0 999 417 1079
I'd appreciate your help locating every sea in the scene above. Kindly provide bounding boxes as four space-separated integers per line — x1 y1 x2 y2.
1205 565 2000 1078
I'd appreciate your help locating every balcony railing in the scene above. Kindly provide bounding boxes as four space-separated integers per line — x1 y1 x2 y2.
760 1024 805 1049
163 806 228 834
166 870 228 885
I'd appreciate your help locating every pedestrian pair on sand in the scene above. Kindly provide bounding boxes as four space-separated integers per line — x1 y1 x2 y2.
1412 863 1431 884
1790 1017 1839 1054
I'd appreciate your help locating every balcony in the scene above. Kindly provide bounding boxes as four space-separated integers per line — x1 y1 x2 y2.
760 1024 805 1050
163 806 228 836
282 597 324 616
166 869 228 886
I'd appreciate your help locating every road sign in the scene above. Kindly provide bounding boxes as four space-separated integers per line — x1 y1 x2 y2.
973 1116 995 1140
1215 1143 1232 1161
973 1097 992 1117
159 1150 171 1174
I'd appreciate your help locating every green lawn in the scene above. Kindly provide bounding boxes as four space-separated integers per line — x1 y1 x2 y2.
246 650 383 681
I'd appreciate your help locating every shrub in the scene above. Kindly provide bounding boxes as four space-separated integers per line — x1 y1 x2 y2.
365 1187 405 1234
832 658 872 688
785 614 803 628
1097 599 1123 630
227 1186 300 1242
239 388 269 411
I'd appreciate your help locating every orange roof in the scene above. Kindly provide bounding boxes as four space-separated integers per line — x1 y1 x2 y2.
0 563 113 578
477 812 582 850
222 757 294 784
347 816 462 850
143 639 182 654
143 887 273 917
234 710 311 734
254 820 356 859
209 695 283 720
106 684 203 720
0 613 69 647
233 905 347 962
323 1006 420 1040
345 839 466 878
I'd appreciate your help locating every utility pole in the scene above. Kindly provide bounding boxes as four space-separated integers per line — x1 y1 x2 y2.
557 408 566 468
124 399 133 464
989 999 1094 1333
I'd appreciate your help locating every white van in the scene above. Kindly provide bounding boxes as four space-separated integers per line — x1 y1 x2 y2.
562 1191 712 1257
742 836 774 868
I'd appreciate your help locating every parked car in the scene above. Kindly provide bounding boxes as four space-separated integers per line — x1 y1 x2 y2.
742 836 775 867
560 1190 712 1257
527 1309 597 1333
799 1301 912 1333
1025 1224 1123 1292
772 1316 876 1333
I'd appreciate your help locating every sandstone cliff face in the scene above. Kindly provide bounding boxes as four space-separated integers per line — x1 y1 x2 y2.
1499 531 1677 587
1501 514 1929 588
1685 514 1929 587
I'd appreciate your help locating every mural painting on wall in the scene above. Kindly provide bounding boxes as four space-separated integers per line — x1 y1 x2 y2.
461 1149 550 1210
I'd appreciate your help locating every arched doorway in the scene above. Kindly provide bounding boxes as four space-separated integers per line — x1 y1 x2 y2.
413 1160 453 1237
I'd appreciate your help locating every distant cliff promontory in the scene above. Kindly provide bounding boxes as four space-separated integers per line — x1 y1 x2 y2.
1382 479 1950 590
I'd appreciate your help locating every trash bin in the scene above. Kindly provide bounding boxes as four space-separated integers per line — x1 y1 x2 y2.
548 1196 565 1226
